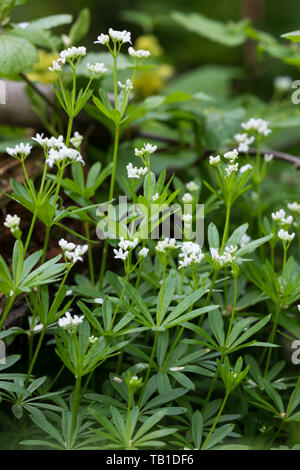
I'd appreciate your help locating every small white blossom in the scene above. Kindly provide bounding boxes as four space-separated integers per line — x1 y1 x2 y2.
60 46 86 62
87 62 107 75
113 248 129 260
109 28 131 44
287 202 300 214
272 209 293 226
240 164 253 173
135 143 157 158
178 242 204 269
4 214 20 234
152 193 159 201
58 311 84 333
274 76 292 92
126 162 147 179
128 47 151 58
278 229 295 242
88 335 98 344
182 193 193 203
209 155 221 166
49 60 63 72
241 118 271 137
118 237 139 251
118 79 133 91
156 238 177 253
264 153 274 162
94 34 109 45
59 239 88 264
6 142 32 158
225 163 239 176
139 247 149 258
33 323 44 332
94 298 104 305
186 181 199 191
70 131 83 149
224 149 239 160
234 133 254 153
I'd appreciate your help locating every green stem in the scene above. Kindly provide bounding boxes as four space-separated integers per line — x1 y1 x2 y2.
201 391 229 449
85 222 95 287
220 203 231 253
264 304 281 377
138 331 159 406
0 295 16 331
25 327 46 385
70 374 82 444
126 393 133 444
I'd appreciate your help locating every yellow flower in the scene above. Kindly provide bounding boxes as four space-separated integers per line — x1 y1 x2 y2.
133 65 174 96
135 35 163 57
28 50 59 84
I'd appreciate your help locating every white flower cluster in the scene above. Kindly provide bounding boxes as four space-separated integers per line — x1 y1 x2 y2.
135 143 157 158
288 202 300 214
234 133 255 153
70 131 83 149
209 155 221 166
32 133 84 168
95 28 131 46
58 311 84 333
274 76 292 93
278 229 295 242
49 46 86 72
152 193 159 201
182 193 193 203
59 239 88 264
240 163 253 174
6 142 32 158
113 237 141 261
209 149 240 177
225 163 239 176
241 118 271 137
178 242 204 269
87 62 107 75
224 149 239 161
210 245 238 267
4 214 20 234
118 79 133 91
186 181 199 192
139 247 149 258
126 162 147 179
272 209 293 226
128 47 151 58
155 238 177 253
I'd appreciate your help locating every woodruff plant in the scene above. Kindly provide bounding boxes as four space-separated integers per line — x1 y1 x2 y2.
1 18 300 452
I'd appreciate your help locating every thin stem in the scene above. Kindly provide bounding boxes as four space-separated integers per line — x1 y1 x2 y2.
224 275 238 348
70 374 82 443
0 295 16 331
138 331 159 406
25 327 46 385
264 304 281 377
85 222 95 287
201 391 229 449
220 203 231 253
126 393 133 445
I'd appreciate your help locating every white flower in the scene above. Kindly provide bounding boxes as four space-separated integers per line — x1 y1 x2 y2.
241 118 271 137
6 142 32 158
17 22 29 29
288 202 300 214
94 34 110 45
139 247 149 258
128 47 151 58
278 229 295 242
70 131 83 149
94 298 104 305
118 79 133 91
264 153 274 162
87 62 107 75
298 305 300 313
178 242 204 269
224 149 239 160
32 133 48 146
118 237 139 250
66 289 73 296
59 239 88 264
135 143 157 158
240 233 251 248
58 311 84 333
186 181 199 191
46 144 84 168
156 238 177 253
182 214 193 223
225 163 239 176
109 28 131 44
88 335 98 344
152 193 159 201
234 133 254 153
210 245 238 266
240 164 253 173
182 193 193 203
49 60 63 72
33 323 44 332
209 155 220 166
113 248 129 260
4 214 20 233
112 376 123 383
60 46 86 62
126 162 147 179
169 366 185 371
272 209 293 226
274 76 292 92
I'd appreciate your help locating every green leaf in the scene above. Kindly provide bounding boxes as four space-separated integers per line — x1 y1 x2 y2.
0 32 39 76
26 14 72 31
68 9 90 45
